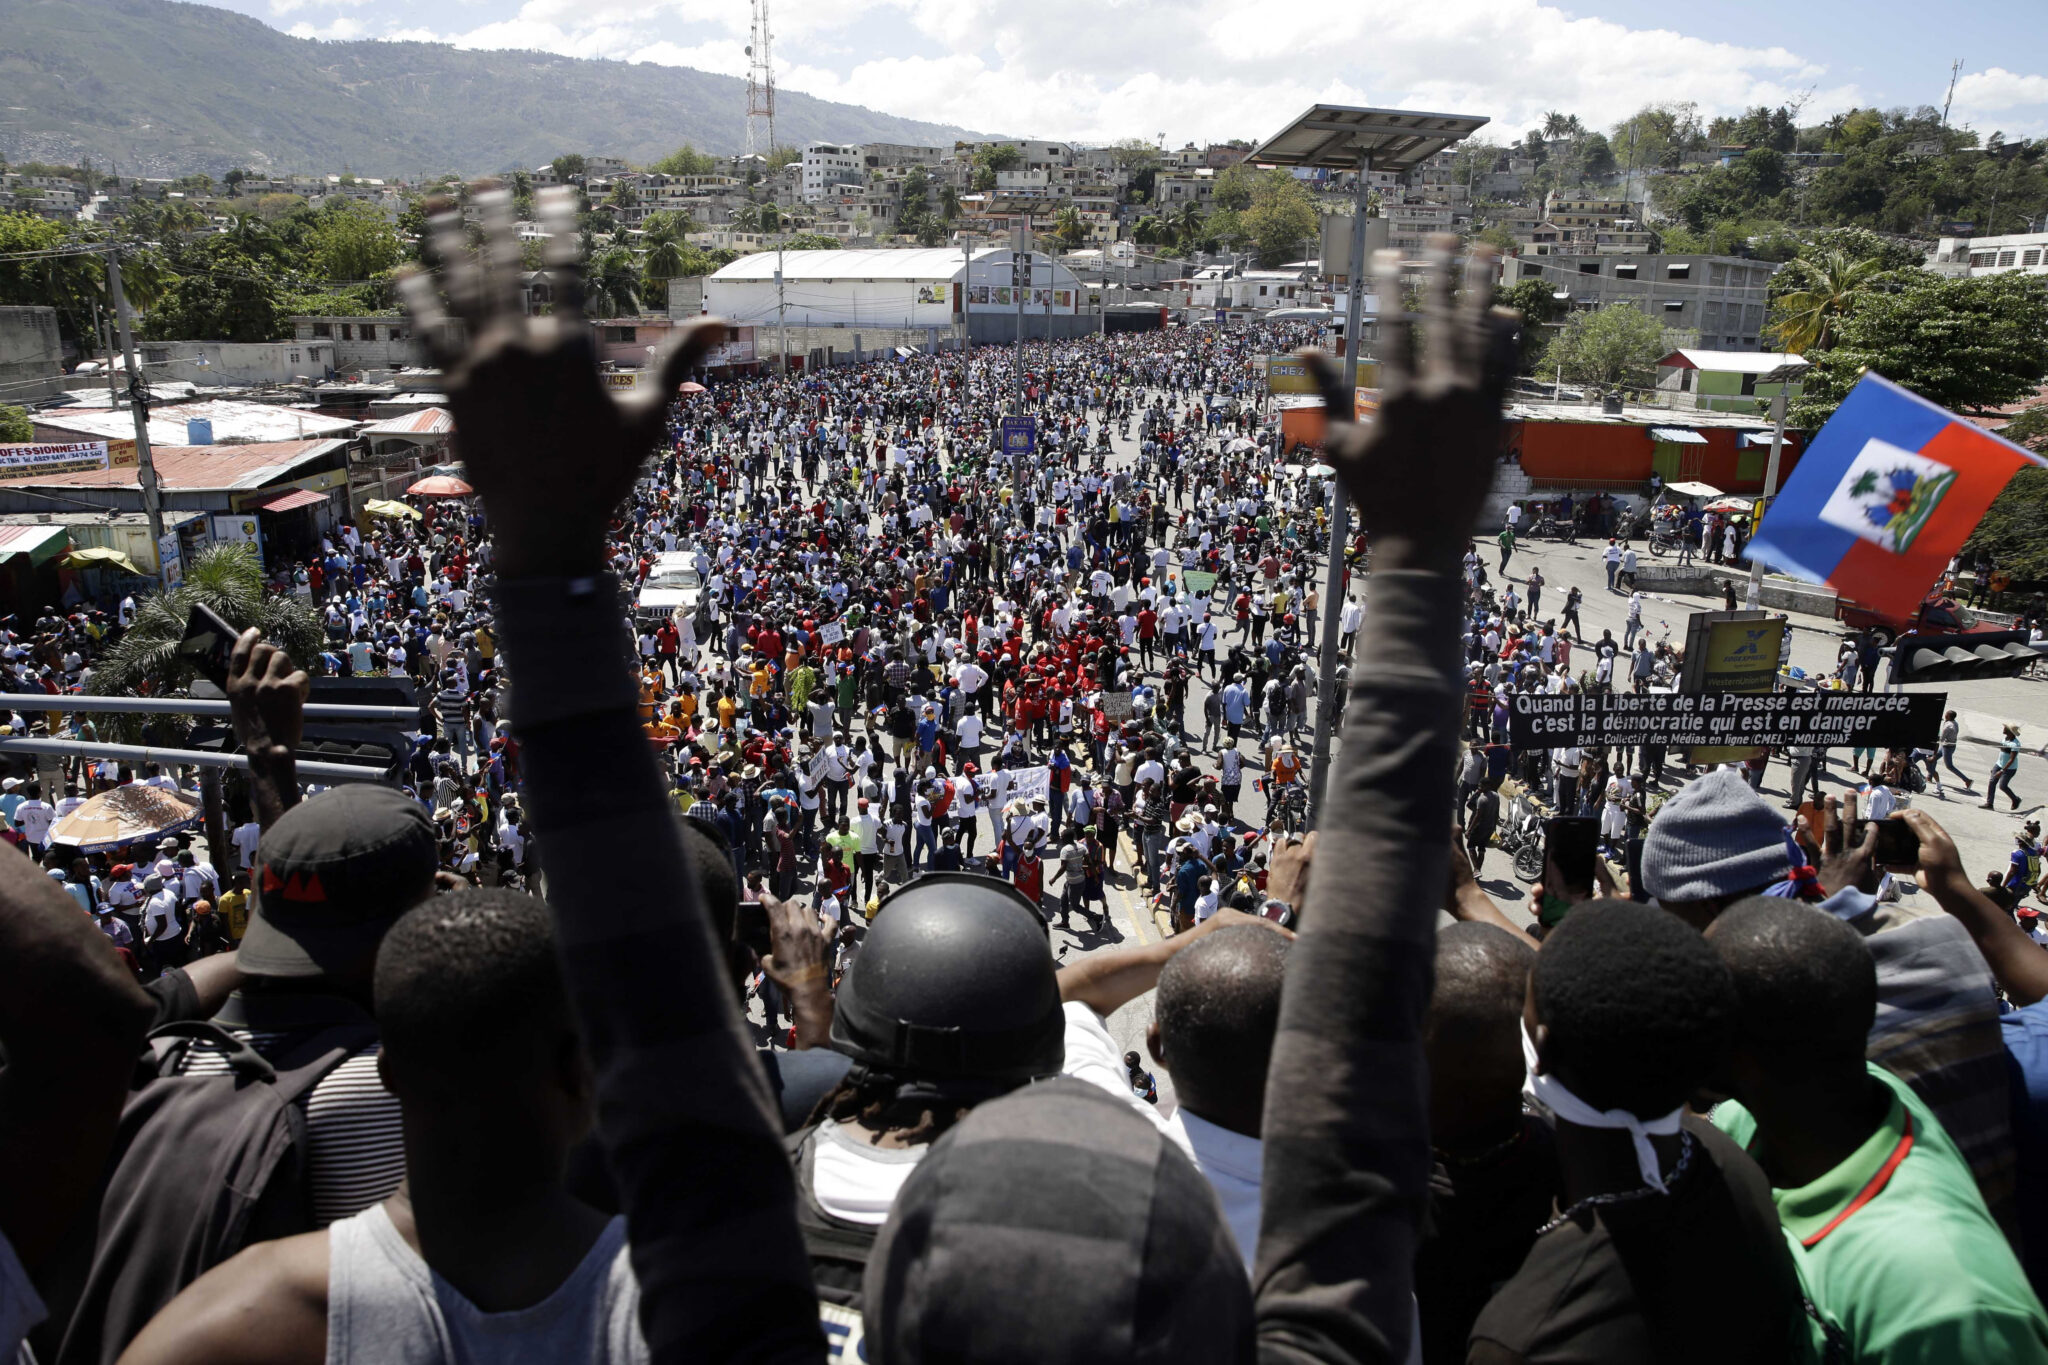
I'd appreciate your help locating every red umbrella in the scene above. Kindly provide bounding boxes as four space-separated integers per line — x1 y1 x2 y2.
407 475 474 497
677 381 707 394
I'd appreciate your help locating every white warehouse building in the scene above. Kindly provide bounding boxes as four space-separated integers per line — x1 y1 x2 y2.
703 248 1088 344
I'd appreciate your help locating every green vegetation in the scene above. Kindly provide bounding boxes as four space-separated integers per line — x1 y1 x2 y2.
650 145 719 177
1538 303 1668 396
1791 271 2048 428
87 545 323 738
0 406 32 443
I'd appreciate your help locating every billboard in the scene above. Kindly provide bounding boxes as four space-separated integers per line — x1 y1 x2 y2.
1507 690 1944 751
1679 610 1785 762
0 442 108 480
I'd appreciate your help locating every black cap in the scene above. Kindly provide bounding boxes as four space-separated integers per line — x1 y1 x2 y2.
240 786 438 978
865 1079 1251 1362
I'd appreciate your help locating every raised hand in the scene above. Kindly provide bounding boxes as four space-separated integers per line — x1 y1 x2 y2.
397 183 724 580
1300 236 1511 573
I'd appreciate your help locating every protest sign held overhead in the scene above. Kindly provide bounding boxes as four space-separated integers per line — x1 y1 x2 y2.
1746 373 2048 617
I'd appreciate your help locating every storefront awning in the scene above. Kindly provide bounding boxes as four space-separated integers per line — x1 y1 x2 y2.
0 524 70 565
1739 431 1799 448
1647 426 1708 445
251 487 330 514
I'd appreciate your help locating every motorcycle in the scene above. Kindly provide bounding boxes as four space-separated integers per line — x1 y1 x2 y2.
1495 792 1548 883
1646 527 1683 558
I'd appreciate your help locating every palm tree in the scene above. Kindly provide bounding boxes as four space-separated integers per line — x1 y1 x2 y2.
585 246 643 317
939 185 960 225
1541 111 1573 141
1132 215 1166 247
1053 205 1086 251
1767 249 1887 354
87 544 323 743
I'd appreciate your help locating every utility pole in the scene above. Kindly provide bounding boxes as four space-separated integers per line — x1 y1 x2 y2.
775 226 788 375
1744 367 1806 610
1012 242 1026 414
1307 151 1373 827
105 247 166 550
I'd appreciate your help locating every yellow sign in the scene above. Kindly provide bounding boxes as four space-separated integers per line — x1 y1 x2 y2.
108 439 138 468
1266 356 1316 394
603 372 643 392
1684 612 1784 763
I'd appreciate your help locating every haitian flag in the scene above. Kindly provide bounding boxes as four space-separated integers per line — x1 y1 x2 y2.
1745 373 2048 617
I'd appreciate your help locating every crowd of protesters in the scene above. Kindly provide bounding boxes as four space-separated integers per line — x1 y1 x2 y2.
1 195 2047 1365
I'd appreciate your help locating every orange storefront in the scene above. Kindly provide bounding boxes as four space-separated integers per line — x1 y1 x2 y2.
1504 415 1802 494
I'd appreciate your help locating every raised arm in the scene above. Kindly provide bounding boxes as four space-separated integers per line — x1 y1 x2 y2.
1255 241 1509 1365
400 184 821 1363
0 848 154 1272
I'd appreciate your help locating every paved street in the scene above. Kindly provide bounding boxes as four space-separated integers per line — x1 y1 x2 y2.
742 392 2048 1108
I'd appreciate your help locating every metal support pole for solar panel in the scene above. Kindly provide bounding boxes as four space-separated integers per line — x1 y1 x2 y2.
1307 152 1372 828
0 737 388 784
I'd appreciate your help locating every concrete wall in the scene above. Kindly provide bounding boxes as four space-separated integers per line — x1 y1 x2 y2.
132 339 336 386
0 306 63 404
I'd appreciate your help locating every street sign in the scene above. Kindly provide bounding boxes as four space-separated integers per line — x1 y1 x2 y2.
1001 416 1036 456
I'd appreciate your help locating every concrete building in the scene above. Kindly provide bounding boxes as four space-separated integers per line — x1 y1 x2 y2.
1511 253 1779 351
114 338 337 387
802 143 864 203
705 246 1088 359
0 440 350 567
1928 231 2048 277
863 144 947 170
1386 202 1455 250
1654 348 1806 416
290 316 423 371
0 306 64 404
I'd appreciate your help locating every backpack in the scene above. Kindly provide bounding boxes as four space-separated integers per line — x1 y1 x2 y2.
40 1016 379 1365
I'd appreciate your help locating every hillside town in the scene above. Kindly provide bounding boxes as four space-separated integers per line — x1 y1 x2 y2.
8 19 2048 1365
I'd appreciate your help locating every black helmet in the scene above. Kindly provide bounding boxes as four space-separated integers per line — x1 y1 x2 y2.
829 872 1063 1086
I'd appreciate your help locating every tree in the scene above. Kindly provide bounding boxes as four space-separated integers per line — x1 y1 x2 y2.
651 144 718 177
1539 303 1667 395
304 201 401 282
974 143 1024 173
1793 271 2048 428
1765 249 1889 353
585 246 642 318
779 232 842 252
1211 163 1258 213
970 165 997 194
0 405 31 443
938 185 960 224
639 209 700 242
1107 139 1163 174
1474 224 1520 253
1052 205 1086 250
1236 168 1318 266
1498 279 1568 372
914 216 946 247
550 154 588 183
1967 469 2048 580
765 146 802 172
900 165 930 223
87 544 323 741
1132 215 1167 247
0 211 106 341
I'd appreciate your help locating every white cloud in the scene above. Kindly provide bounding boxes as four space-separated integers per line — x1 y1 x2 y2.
287 14 367 40
381 25 446 42
319 0 1896 144
1950 68 2048 137
269 0 369 14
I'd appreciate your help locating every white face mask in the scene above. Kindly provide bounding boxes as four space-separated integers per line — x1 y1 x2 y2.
1522 1020 1685 1193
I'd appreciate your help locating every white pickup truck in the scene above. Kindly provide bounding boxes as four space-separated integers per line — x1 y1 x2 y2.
634 550 704 626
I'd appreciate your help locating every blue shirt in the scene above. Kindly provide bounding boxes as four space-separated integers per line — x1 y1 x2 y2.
1222 684 1249 724
1999 1001 2048 1297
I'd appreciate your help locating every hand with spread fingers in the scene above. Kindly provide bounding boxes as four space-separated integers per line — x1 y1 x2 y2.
396 182 724 580
1299 236 1512 573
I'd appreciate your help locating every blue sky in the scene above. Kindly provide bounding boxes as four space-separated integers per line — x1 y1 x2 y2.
200 0 2048 146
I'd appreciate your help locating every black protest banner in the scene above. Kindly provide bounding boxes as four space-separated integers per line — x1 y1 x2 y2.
1507 690 1947 751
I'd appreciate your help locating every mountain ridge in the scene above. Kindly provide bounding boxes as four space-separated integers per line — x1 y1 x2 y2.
0 0 987 178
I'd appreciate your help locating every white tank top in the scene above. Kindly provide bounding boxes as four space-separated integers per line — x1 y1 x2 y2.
326 1203 648 1364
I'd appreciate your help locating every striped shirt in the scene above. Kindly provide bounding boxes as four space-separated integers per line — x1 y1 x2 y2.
170 1024 404 1227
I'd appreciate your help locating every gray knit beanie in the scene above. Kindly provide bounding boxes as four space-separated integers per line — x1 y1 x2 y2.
1641 767 1794 902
